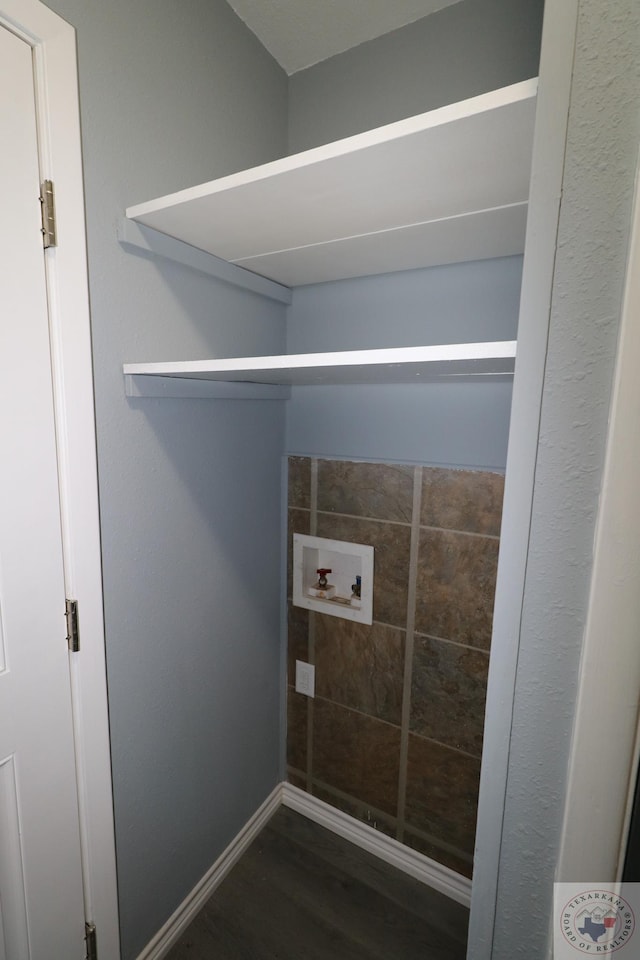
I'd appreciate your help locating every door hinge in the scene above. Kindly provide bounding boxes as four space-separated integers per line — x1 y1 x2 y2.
85 921 98 960
65 599 80 652
39 179 57 248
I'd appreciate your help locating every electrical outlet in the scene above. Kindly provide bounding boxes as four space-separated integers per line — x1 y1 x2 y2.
295 660 315 698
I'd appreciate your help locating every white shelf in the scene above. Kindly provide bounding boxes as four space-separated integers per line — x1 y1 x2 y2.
123 341 517 398
126 79 537 288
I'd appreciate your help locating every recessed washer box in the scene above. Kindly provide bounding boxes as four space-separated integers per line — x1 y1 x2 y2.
293 533 374 624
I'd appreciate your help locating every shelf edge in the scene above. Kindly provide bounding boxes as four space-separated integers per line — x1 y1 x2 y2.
126 78 538 219
124 341 517 378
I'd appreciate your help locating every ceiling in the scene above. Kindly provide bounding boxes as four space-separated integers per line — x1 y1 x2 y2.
226 0 463 75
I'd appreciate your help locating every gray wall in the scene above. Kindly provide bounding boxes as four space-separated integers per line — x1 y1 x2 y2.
493 2 640 956
286 257 521 468
288 0 545 152
42 2 288 958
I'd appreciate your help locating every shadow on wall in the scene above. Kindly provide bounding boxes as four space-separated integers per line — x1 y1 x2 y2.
286 457 504 879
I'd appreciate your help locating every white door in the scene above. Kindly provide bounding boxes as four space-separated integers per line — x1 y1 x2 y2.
0 22 86 960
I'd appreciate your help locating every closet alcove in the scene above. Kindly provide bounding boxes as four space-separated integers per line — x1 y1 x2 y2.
119 0 565 944
121 72 535 899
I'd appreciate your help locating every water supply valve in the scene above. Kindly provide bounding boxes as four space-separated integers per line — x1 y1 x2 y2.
350 575 362 608
308 567 336 600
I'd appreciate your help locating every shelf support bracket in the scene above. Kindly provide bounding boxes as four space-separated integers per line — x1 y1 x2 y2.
124 374 291 400
117 219 292 305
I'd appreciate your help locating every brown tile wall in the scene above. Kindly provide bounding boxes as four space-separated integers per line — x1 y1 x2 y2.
285 457 503 881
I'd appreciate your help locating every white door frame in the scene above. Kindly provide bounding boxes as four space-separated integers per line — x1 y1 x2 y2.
468 0 580 952
556 144 640 883
0 1 119 956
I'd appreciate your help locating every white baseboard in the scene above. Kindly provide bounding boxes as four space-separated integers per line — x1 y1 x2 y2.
137 780 471 959
281 783 472 908
136 784 283 960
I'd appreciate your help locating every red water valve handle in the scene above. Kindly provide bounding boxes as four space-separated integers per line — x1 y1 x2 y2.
316 567 332 589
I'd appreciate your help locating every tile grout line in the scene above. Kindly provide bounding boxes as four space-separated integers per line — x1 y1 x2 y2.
308 694 483 761
310 458 318 538
396 465 423 842
310 509 500 541
310 695 402 731
406 728 483 762
306 458 319 794
310 777 399 830
316 509 412 528
412 630 492 655
420 523 501 541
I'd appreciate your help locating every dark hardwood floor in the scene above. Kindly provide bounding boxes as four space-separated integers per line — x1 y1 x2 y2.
165 806 469 959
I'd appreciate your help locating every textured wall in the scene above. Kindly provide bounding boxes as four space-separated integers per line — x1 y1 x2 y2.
287 456 504 877
492 2 640 957
288 0 544 152
41 2 288 957
286 258 522 467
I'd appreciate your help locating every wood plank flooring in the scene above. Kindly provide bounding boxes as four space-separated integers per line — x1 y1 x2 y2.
165 806 469 960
